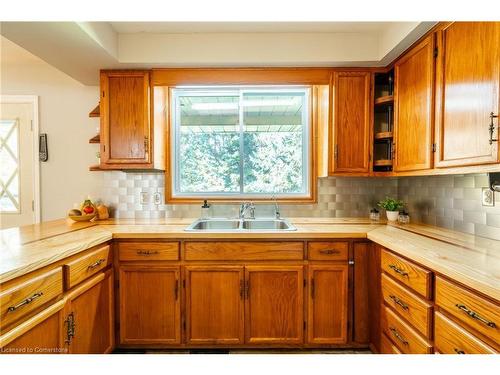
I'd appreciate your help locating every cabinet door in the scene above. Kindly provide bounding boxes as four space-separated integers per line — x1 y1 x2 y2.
307 265 348 344
66 270 114 353
245 266 303 344
119 265 180 344
1 300 67 354
100 71 151 167
185 266 244 345
435 22 500 167
330 71 371 174
394 35 435 172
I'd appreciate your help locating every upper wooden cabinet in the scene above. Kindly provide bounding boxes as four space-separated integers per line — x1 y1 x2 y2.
394 35 435 172
434 22 500 168
330 71 371 174
99 71 165 170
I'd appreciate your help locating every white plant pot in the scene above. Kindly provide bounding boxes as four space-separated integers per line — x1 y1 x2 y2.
386 211 400 222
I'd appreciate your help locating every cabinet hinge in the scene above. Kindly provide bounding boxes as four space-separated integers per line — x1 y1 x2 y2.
183 319 186 331
432 143 437 153
433 47 438 58
183 279 186 288
303 279 306 288
334 144 339 160
32 200 34 212
303 321 306 331
102 91 105 98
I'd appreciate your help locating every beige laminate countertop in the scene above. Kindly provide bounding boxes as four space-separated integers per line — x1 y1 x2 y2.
1 218 499 302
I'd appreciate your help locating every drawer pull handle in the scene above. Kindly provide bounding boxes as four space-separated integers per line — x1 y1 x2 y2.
388 264 409 277
454 348 465 354
389 327 409 346
319 249 340 255
87 259 105 270
136 250 159 256
7 292 44 312
389 295 409 310
455 304 497 328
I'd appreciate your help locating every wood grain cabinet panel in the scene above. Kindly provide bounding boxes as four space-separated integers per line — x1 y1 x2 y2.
245 266 303 344
118 242 179 261
307 265 348 344
0 300 66 354
434 312 496 354
394 35 435 172
307 241 348 261
435 276 500 345
380 332 402 354
330 71 371 174
435 22 500 167
119 265 180 345
63 245 111 289
66 270 114 354
381 305 433 354
381 249 432 299
381 273 433 338
185 266 244 345
100 71 151 168
0 267 63 332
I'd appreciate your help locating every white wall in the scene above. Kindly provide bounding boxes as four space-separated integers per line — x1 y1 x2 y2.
0 36 102 221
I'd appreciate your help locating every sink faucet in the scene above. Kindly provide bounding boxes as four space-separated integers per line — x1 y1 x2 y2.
239 202 255 219
272 195 281 219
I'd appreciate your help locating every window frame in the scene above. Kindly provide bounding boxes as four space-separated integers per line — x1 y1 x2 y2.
168 85 317 203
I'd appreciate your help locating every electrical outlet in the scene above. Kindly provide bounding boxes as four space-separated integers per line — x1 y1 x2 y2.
481 188 495 207
140 192 149 205
153 192 162 205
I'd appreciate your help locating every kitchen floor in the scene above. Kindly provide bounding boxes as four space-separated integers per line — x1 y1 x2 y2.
115 349 372 354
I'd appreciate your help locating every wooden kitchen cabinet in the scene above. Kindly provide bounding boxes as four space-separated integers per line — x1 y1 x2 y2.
245 266 304 344
330 71 371 174
119 265 180 345
100 70 154 169
434 22 500 168
394 35 435 172
185 266 245 345
307 265 348 344
65 270 114 353
1 300 67 354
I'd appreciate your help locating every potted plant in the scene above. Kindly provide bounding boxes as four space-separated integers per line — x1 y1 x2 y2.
378 197 404 222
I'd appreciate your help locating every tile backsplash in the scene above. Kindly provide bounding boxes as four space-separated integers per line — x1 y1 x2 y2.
100 171 500 240
398 174 500 240
101 171 397 220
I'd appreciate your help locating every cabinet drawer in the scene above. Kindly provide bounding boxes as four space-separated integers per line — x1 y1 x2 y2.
381 305 433 354
380 332 401 354
381 249 432 298
434 312 496 354
381 273 433 338
0 267 63 331
307 242 348 261
118 242 179 261
184 242 304 261
435 276 500 345
64 245 111 289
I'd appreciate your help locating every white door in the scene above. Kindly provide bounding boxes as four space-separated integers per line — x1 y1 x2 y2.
0 98 38 229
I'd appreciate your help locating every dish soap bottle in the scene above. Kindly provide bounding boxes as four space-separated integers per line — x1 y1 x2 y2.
201 200 211 219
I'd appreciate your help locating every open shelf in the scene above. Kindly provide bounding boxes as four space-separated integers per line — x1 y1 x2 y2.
374 95 394 105
89 104 100 118
89 134 100 144
373 159 393 167
374 131 393 140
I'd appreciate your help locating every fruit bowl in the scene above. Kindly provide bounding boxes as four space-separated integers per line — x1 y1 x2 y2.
68 213 97 222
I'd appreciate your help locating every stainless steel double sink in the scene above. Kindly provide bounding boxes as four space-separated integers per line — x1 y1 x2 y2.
185 218 297 231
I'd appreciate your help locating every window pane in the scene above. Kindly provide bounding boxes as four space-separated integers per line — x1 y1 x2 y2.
0 120 20 212
242 92 306 194
177 94 241 193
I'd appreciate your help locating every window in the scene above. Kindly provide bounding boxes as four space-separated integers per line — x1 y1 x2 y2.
171 87 311 199
0 119 20 212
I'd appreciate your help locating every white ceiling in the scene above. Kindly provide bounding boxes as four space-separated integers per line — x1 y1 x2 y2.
110 22 390 34
0 22 437 85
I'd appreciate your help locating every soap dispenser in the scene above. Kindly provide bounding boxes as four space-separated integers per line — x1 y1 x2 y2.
201 200 211 219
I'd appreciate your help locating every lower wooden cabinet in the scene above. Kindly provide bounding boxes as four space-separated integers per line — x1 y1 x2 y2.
119 265 180 345
185 266 244 345
1 300 67 354
307 265 348 344
245 266 304 344
66 270 114 353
